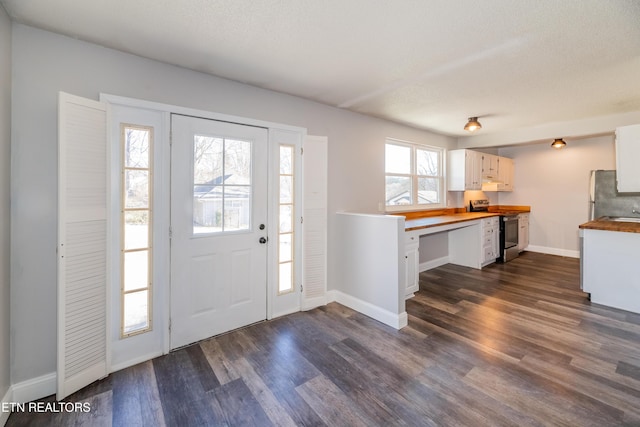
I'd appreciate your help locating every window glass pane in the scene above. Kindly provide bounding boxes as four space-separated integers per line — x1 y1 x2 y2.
124 170 149 208
124 250 149 291
194 136 223 186
223 186 250 231
279 205 292 233
123 290 149 334
279 263 293 293
417 149 438 176
224 139 251 185
280 145 293 174
124 128 150 168
124 211 149 250
385 144 411 174
385 176 412 206
279 234 292 263
193 196 222 234
280 176 293 204
418 178 440 204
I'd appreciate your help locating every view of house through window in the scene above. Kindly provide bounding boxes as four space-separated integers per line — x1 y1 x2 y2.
193 135 252 234
278 145 295 294
121 124 153 337
385 139 445 210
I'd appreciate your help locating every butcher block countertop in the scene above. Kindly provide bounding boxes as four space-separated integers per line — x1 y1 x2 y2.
397 205 531 232
579 217 640 234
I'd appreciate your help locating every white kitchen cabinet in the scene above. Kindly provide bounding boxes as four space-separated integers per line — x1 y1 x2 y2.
481 153 499 181
518 213 529 251
481 216 499 266
497 157 514 191
448 149 482 191
405 234 419 296
615 124 640 192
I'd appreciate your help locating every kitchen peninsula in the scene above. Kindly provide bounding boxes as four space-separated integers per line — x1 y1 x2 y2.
334 206 530 331
579 217 640 314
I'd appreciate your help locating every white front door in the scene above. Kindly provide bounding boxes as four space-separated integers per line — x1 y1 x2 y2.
170 114 269 349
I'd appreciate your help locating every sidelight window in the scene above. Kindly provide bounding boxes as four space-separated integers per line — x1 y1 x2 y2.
278 145 295 294
121 125 153 337
385 139 445 210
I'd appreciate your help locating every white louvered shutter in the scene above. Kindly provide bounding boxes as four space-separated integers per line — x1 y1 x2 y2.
302 135 327 310
57 92 109 400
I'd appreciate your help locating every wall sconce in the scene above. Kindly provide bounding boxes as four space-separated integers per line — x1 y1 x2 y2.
464 117 482 132
551 138 567 149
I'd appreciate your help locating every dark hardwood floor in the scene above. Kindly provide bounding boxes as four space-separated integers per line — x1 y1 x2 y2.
8 252 640 426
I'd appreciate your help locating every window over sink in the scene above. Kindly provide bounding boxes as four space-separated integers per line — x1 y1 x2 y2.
385 138 445 211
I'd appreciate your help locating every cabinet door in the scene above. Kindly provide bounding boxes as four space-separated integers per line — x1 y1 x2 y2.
518 214 529 251
466 150 482 190
481 154 498 180
499 157 514 191
615 124 640 192
405 242 419 295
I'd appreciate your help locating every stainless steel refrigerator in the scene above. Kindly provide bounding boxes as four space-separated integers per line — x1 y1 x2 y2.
589 170 640 220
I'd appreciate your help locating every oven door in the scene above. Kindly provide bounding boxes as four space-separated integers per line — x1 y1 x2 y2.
500 215 520 262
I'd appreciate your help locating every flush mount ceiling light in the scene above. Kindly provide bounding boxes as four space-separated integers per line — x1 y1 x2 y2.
551 138 567 149
464 117 482 132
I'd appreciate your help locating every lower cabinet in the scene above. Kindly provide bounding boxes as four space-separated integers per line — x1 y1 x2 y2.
405 235 419 296
518 213 529 252
481 217 499 266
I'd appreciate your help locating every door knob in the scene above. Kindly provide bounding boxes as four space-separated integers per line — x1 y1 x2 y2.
259 224 265 230
259 237 267 244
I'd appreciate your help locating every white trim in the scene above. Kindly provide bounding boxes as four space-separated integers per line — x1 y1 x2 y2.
99 93 305 133
1 387 13 426
11 372 56 404
110 351 163 374
419 256 450 272
327 290 408 330
526 245 580 259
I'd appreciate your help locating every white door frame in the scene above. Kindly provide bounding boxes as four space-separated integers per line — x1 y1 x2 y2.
100 93 305 359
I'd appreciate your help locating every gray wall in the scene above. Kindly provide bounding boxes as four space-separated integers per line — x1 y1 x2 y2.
499 135 615 254
10 24 455 383
0 4 11 402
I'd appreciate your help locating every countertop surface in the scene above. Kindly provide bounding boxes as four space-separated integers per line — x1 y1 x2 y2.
405 212 500 232
579 217 640 234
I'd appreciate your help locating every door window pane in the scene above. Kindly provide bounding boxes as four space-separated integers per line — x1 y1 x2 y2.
124 211 149 250
279 205 292 233
124 128 150 168
123 290 149 334
279 234 292 263
278 263 292 294
124 250 149 291
124 170 150 208
193 135 252 234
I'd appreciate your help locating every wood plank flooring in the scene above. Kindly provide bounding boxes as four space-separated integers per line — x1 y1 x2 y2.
8 252 640 426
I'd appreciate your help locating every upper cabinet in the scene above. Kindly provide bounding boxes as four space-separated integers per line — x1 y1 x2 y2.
497 157 514 191
615 124 640 192
448 149 482 191
481 153 499 181
449 149 514 192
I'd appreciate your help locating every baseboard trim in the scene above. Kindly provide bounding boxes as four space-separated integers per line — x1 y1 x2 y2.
419 256 450 272
526 245 580 259
11 372 56 404
1 386 13 426
328 290 407 330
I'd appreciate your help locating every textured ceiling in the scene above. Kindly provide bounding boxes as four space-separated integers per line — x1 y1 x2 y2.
3 0 640 137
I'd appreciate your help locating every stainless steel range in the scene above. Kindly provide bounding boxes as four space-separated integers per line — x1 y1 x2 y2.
469 199 519 263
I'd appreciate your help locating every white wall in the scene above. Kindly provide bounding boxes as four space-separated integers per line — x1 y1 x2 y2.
0 3 12 406
499 135 615 255
10 24 456 385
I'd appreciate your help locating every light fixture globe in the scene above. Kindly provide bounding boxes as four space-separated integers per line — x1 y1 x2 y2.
464 117 482 132
551 138 567 149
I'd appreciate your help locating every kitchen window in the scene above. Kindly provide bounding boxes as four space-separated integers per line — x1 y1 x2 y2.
385 139 445 211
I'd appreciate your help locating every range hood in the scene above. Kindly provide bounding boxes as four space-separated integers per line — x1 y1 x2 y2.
482 177 504 192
